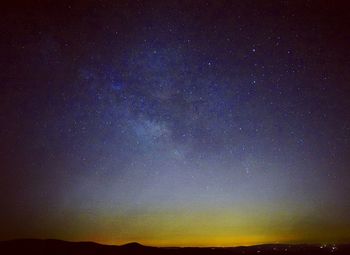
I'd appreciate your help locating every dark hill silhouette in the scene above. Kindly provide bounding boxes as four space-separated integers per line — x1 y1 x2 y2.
0 239 349 255
121 242 144 248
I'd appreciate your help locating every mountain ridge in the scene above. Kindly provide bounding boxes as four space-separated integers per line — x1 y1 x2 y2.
1 238 349 255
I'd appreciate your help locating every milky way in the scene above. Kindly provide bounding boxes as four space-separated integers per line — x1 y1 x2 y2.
1 1 350 246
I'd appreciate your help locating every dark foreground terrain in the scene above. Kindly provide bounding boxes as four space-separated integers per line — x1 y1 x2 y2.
1 239 349 255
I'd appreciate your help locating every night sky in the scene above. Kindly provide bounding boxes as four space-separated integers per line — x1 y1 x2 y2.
1 0 350 247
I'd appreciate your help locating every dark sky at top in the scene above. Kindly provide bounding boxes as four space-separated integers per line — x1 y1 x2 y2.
1 0 350 246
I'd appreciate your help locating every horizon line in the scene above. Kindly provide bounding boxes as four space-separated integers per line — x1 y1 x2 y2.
1 238 347 248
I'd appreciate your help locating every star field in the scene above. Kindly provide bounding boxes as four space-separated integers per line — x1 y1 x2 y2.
1 0 350 246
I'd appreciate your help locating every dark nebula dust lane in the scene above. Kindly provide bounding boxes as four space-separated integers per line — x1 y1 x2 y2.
1 0 350 246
